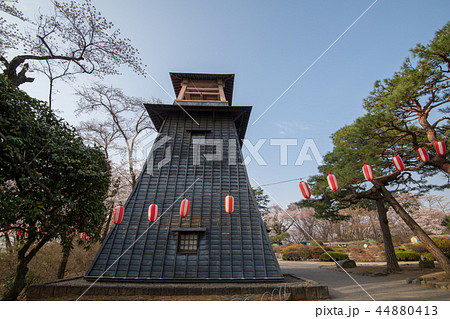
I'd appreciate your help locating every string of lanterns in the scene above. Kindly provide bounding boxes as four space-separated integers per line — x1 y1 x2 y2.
1 142 446 238
108 140 447 225
112 193 236 225
297 140 447 198
1 140 447 236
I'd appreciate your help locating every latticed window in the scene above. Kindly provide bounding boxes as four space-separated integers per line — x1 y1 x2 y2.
178 232 198 253
177 232 199 253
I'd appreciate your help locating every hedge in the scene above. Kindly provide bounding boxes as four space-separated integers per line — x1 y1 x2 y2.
395 250 420 261
403 237 450 256
281 244 332 261
318 251 349 262
424 253 435 261
423 252 450 261
431 237 450 255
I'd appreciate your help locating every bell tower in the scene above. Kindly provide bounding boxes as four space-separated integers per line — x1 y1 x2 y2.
174 74 228 103
85 73 284 283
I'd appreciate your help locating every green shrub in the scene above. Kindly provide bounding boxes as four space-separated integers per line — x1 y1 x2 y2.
423 251 450 260
395 250 420 261
310 246 331 259
402 243 428 255
431 237 450 255
281 244 310 261
332 247 347 253
424 253 435 261
281 244 332 261
319 251 349 262
401 237 450 260
394 247 405 252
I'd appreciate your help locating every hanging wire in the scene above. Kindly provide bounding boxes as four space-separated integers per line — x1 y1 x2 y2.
115 175 312 205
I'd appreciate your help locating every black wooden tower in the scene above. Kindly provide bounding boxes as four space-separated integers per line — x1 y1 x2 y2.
85 73 284 282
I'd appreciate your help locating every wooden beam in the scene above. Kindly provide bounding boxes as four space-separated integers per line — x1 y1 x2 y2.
185 87 219 91
177 79 188 100
218 80 226 102
185 91 220 95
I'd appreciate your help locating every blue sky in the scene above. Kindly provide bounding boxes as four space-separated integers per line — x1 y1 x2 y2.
13 0 450 207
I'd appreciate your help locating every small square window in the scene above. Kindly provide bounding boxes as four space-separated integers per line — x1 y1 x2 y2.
177 232 199 253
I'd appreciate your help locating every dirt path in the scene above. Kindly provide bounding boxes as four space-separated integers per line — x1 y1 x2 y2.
279 261 450 301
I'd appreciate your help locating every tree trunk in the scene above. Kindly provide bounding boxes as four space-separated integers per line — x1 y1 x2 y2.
1 237 49 301
375 182 450 276
3 233 12 250
48 78 54 110
102 202 114 243
1 259 29 301
376 198 400 272
128 147 136 189
57 244 71 279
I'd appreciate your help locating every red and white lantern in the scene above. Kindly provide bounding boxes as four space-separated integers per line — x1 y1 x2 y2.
362 164 374 181
435 141 446 156
299 181 311 199
113 204 124 225
416 147 429 163
392 156 404 171
80 232 85 239
327 174 338 192
180 198 190 218
148 203 158 222
224 195 234 214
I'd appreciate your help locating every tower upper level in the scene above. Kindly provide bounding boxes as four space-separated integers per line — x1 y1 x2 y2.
170 73 234 106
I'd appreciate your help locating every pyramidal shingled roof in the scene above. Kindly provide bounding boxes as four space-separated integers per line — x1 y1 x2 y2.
85 75 283 283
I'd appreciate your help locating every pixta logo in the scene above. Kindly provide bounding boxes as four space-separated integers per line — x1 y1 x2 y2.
145 134 172 175
143 135 323 175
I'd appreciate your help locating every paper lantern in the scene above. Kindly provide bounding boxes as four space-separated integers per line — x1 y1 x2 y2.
392 156 404 171
113 204 124 224
148 203 158 222
416 147 429 163
299 181 311 199
225 195 234 214
180 199 190 218
435 141 446 156
362 164 374 181
327 174 338 192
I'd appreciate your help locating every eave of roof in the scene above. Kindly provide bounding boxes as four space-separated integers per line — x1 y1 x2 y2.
145 103 251 143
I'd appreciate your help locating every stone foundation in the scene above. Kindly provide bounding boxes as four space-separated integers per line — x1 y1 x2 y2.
27 274 329 301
